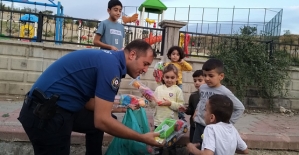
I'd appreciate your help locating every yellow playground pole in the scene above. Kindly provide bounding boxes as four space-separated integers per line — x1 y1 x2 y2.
179 33 185 47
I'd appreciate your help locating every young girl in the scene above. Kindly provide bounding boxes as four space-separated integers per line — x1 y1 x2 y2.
149 64 185 155
164 46 192 121
165 46 193 89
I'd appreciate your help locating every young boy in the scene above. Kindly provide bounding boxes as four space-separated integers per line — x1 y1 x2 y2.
192 58 245 146
183 70 205 142
93 0 124 50
187 94 249 155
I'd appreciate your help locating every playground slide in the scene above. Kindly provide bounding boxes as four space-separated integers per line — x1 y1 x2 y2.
144 32 162 45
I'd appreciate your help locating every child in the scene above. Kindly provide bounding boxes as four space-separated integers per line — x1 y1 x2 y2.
164 46 193 121
187 94 249 155
93 0 124 50
149 64 185 155
164 46 193 89
192 58 245 146
182 70 205 142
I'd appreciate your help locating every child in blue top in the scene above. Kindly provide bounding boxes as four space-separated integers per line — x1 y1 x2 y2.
93 0 124 50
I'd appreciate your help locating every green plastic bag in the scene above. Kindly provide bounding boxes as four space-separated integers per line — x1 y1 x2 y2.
105 108 151 155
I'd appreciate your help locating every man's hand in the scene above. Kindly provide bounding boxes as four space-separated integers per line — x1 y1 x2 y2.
141 132 163 147
94 97 164 147
142 93 153 102
128 104 140 110
110 45 118 51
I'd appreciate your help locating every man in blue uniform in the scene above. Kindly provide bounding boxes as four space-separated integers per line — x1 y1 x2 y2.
18 39 161 155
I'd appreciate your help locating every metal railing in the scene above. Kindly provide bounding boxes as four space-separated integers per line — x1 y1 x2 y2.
123 24 164 55
179 31 299 66
0 9 165 53
178 31 240 57
123 6 283 36
0 10 40 41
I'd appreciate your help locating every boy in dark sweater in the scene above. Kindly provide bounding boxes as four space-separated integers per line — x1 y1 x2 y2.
184 70 205 142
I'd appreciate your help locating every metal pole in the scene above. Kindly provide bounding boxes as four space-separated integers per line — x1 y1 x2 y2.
0 0 3 33
201 8 204 33
263 8 267 35
59 3 63 42
174 7 176 20
55 2 60 44
147 12 149 27
1 0 58 7
216 8 219 34
187 5 190 32
36 12 43 42
279 9 283 36
230 6 235 35
247 8 250 26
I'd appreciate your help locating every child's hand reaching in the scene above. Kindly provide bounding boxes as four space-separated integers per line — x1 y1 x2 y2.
193 108 198 121
158 98 171 106
178 105 187 112
187 143 201 154
110 45 118 51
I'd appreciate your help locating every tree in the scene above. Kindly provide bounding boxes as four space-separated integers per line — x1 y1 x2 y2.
240 26 257 35
281 30 294 44
21 7 33 13
210 33 291 107
283 30 291 35
86 20 98 28
42 10 53 15
63 15 73 24
75 20 86 26
0 3 5 9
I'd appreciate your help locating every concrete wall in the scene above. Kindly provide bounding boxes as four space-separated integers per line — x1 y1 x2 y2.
0 40 299 109
0 40 82 97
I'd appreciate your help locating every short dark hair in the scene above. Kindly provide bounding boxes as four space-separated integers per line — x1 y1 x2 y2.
167 46 185 62
124 39 156 58
192 70 203 77
108 0 122 9
161 64 179 85
202 58 224 74
208 94 233 123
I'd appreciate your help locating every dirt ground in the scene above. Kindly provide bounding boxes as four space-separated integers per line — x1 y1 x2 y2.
0 98 298 155
1 141 298 155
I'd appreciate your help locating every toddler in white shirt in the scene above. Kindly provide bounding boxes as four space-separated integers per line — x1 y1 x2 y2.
187 94 249 155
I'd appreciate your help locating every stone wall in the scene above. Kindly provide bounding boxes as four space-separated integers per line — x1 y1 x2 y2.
0 40 205 102
0 40 81 96
0 40 298 109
